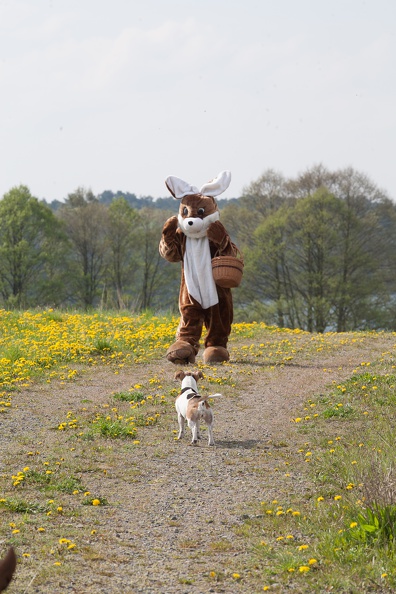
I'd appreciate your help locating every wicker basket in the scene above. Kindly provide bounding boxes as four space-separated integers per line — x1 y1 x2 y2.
212 251 244 288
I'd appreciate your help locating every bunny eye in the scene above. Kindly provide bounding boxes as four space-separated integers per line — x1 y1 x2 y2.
183 207 188 216
197 207 205 216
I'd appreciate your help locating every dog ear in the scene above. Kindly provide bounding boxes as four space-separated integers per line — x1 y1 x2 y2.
192 371 204 382
174 370 186 381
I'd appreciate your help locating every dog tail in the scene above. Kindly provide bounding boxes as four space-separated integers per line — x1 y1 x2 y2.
197 393 222 403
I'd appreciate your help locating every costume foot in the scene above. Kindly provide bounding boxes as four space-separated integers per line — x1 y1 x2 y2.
203 346 229 364
166 341 196 365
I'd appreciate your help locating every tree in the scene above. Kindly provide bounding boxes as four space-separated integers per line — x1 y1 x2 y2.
0 185 66 308
286 189 343 332
238 165 392 331
104 197 139 309
134 209 178 310
58 188 108 308
241 208 292 327
222 169 292 251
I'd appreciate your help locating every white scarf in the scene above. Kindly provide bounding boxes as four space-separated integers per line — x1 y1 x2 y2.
184 236 218 309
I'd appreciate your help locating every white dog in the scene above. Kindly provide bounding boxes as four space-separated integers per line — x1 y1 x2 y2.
174 370 221 446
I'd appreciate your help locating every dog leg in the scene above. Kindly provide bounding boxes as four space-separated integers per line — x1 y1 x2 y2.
189 421 198 445
177 413 185 440
207 422 215 446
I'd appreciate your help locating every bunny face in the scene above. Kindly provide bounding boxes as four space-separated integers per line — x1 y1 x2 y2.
165 171 231 239
177 194 220 238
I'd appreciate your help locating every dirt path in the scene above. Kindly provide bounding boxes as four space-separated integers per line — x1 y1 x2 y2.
1 333 395 593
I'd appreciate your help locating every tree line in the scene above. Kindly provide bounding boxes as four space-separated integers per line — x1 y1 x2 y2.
1 164 395 331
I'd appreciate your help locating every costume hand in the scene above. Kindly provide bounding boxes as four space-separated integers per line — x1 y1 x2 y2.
162 216 179 236
206 220 228 246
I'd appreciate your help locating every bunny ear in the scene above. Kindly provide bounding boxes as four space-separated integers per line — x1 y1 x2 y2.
200 170 231 197
165 176 199 200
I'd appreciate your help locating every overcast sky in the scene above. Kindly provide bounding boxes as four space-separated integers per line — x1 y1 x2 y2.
1 0 395 202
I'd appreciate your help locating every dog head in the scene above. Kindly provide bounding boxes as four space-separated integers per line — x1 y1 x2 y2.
165 171 231 239
174 370 204 392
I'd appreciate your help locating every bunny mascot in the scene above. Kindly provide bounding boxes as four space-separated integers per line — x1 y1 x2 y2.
159 170 240 365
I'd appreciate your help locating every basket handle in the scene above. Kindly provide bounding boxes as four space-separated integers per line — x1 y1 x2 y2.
213 241 243 261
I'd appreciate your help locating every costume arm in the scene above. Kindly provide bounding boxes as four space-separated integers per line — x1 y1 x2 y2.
206 220 237 256
159 216 183 262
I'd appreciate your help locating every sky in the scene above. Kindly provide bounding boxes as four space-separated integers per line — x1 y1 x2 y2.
1 0 395 203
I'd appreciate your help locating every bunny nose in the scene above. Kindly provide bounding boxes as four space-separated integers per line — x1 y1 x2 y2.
183 217 204 234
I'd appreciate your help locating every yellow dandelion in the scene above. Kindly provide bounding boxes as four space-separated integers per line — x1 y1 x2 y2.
92 499 101 506
299 565 310 573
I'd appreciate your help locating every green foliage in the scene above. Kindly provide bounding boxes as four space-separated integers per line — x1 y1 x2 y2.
91 338 113 353
113 390 146 403
85 416 137 439
0 498 46 514
322 403 354 418
352 505 396 547
2 163 396 330
230 165 396 331
0 185 68 308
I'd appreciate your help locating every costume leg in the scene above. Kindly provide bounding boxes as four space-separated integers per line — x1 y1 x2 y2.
177 292 204 352
203 287 233 363
166 283 204 365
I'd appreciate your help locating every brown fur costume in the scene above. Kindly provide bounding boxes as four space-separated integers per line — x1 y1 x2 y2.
159 171 239 365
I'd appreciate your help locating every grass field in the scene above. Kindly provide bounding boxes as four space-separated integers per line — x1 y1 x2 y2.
0 309 396 592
